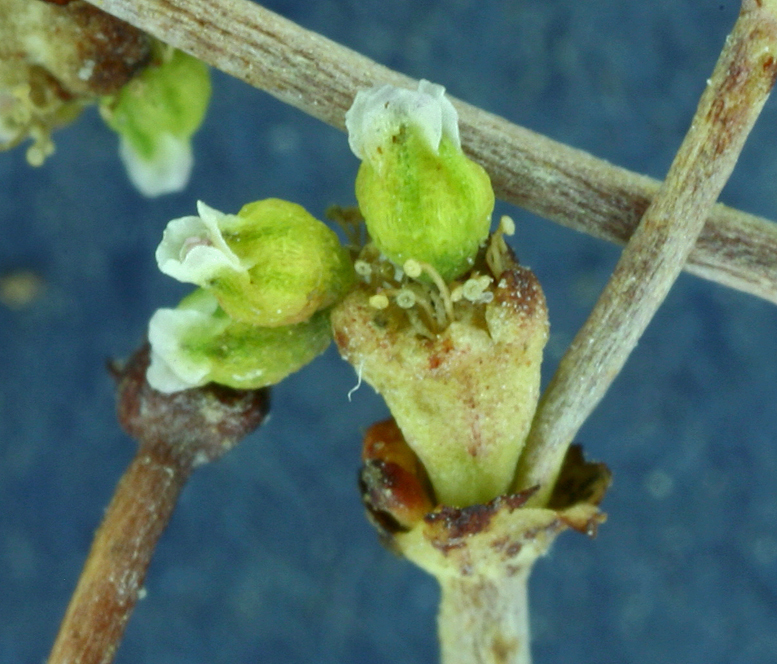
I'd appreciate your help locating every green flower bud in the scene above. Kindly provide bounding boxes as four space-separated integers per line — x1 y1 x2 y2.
100 45 210 197
156 199 354 327
147 289 332 393
346 80 494 282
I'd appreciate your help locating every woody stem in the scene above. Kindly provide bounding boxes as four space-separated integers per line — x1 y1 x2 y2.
47 438 194 664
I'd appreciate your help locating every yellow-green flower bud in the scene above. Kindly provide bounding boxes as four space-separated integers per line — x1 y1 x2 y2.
100 46 210 197
346 81 494 282
156 199 354 327
147 289 332 393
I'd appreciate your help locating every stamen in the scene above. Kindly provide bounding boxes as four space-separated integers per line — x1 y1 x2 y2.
403 259 454 323
369 293 390 309
354 260 373 278
462 274 493 302
485 216 515 278
500 215 515 236
402 259 423 279
405 307 435 339
395 289 417 309
408 283 440 329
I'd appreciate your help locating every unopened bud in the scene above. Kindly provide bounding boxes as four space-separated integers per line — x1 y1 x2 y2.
100 46 210 196
156 199 354 327
346 81 494 282
146 289 331 393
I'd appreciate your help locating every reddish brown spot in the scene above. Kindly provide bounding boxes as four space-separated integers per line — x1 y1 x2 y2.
503 487 540 510
333 328 350 350
426 502 496 540
424 486 539 554
490 535 524 558
427 337 455 370
493 266 547 323
491 635 519 663
490 535 510 551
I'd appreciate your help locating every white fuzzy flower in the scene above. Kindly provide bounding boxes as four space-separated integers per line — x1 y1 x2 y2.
146 288 334 393
146 290 226 393
119 133 194 198
155 201 245 285
345 79 460 162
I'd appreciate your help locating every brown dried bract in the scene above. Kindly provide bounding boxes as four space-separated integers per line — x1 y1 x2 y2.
359 418 434 536
423 488 539 555
547 443 612 510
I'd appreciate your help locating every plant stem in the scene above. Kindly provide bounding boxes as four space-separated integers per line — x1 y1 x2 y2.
47 344 269 664
514 0 777 505
438 572 531 664
84 0 777 306
47 439 194 664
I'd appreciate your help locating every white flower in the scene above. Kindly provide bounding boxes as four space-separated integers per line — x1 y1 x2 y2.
146 290 227 393
119 133 194 198
146 288 334 393
155 201 245 285
345 79 460 162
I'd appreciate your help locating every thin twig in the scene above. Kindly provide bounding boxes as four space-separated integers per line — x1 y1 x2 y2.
47 345 269 664
84 0 777 305
513 0 777 504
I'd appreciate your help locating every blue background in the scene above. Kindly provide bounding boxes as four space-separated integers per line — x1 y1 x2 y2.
2 1 777 662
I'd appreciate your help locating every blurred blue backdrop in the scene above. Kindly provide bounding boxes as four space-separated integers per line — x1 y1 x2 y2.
2 1 777 663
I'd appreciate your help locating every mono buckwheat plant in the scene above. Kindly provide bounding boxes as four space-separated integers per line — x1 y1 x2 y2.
1 2 777 663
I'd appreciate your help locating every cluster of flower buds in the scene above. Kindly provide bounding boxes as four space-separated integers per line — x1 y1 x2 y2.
334 81 549 508
147 199 354 393
146 78 549 513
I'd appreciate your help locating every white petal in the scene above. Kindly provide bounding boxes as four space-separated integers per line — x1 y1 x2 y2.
417 80 460 150
155 204 244 285
194 201 245 264
146 306 214 393
146 348 201 393
119 132 193 197
345 79 460 161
